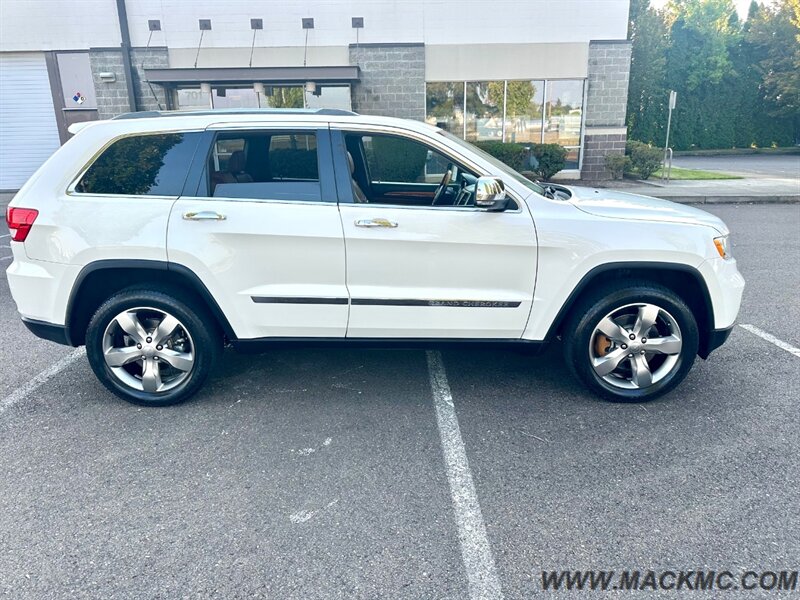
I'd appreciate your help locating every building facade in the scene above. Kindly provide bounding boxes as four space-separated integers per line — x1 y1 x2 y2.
0 0 632 190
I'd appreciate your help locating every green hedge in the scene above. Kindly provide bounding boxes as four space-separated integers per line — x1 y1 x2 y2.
473 141 567 180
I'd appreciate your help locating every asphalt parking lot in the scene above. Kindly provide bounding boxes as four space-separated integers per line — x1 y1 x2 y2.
1 203 799 599
672 154 800 179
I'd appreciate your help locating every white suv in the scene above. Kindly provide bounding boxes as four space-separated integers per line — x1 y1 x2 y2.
6 109 744 406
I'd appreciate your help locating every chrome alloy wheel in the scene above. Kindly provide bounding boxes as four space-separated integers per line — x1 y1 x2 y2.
589 303 683 390
101 307 195 394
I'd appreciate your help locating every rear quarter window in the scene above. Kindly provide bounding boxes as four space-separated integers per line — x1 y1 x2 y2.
75 132 201 196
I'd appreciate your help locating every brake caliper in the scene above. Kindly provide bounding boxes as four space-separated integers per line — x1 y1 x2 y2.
594 333 613 356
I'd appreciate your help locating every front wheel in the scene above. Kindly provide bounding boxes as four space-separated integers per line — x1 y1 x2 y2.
563 283 699 402
86 288 220 406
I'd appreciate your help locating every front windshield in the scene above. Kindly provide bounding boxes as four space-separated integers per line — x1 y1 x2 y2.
438 130 546 196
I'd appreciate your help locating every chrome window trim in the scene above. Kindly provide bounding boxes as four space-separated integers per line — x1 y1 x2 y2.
178 196 337 207
329 123 524 213
66 129 205 197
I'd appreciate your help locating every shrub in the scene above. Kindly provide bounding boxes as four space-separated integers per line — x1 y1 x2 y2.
473 141 527 172
626 141 663 180
473 141 567 180
531 144 567 180
605 154 630 180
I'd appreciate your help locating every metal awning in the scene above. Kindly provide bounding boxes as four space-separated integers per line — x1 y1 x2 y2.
143 65 360 85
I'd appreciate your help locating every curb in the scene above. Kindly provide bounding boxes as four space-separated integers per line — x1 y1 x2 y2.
648 195 800 205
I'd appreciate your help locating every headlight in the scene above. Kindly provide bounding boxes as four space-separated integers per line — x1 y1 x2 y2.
713 235 731 259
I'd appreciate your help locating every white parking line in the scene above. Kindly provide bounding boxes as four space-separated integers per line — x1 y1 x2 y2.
739 324 800 358
0 347 86 414
426 350 504 600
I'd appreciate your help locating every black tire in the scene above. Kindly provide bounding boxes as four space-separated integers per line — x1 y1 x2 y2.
86 287 220 406
562 281 699 402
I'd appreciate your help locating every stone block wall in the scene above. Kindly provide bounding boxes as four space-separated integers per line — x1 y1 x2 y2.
89 47 168 119
130 48 169 112
581 40 632 180
348 44 425 120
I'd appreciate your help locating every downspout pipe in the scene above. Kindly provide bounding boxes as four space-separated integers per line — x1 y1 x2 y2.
115 0 138 112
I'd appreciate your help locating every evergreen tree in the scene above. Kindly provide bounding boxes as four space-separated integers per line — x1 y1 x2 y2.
626 0 798 149
626 0 669 144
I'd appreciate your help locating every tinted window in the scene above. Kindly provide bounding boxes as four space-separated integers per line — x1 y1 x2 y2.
363 135 431 183
268 134 318 180
206 131 320 201
77 133 201 196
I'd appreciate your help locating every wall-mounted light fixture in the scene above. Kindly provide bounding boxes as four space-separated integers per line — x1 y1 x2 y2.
305 81 317 94
249 18 263 67
352 16 364 46
148 19 161 31
253 82 265 108
200 82 212 94
195 20 212 68
301 18 314 67
99 72 116 82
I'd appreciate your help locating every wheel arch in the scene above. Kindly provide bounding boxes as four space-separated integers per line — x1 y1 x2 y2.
545 262 715 356
65 260 236 346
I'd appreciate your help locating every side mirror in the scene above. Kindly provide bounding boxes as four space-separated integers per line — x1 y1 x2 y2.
475 176 509 212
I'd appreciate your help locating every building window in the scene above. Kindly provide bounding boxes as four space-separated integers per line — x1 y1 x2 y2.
425 79 584 170
172 85 351 111
543 80 584 170
505 81 544 144
465 81 502 142
425 82 464 137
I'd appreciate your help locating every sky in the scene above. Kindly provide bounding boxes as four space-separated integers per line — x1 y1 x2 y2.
649 0 777 19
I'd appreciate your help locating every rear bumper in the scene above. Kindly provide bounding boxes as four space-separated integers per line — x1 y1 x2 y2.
22 318 73 346
698 325 733 359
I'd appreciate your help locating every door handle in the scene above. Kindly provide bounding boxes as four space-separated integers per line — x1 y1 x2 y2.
183 211 226 221
355 218 398 228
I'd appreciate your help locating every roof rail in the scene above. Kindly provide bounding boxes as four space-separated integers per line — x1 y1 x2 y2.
111 108 358 120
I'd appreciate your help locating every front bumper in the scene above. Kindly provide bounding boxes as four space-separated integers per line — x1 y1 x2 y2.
698 324 733 359
697 257 745 330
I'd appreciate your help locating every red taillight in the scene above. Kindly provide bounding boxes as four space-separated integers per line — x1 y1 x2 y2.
6 207 39 242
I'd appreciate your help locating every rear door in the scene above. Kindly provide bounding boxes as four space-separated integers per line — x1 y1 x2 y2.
168 125 348 340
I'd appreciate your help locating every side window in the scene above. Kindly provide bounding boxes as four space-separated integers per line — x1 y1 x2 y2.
362 135 436 184
345 132 482 208
205 131 321 202
268 134 319 180
76 132 201 196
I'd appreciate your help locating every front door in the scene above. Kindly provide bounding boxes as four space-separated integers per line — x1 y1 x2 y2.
168 126 348 340
334 129 537 339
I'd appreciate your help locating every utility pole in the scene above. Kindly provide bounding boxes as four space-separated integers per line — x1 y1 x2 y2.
663 90 677 181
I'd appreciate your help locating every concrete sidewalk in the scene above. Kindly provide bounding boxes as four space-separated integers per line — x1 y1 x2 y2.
579 177 800 204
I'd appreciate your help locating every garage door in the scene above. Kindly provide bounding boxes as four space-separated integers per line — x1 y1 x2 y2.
0 53 61 190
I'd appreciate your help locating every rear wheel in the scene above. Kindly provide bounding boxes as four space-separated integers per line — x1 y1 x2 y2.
86 288 219 406
563 283 699 402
